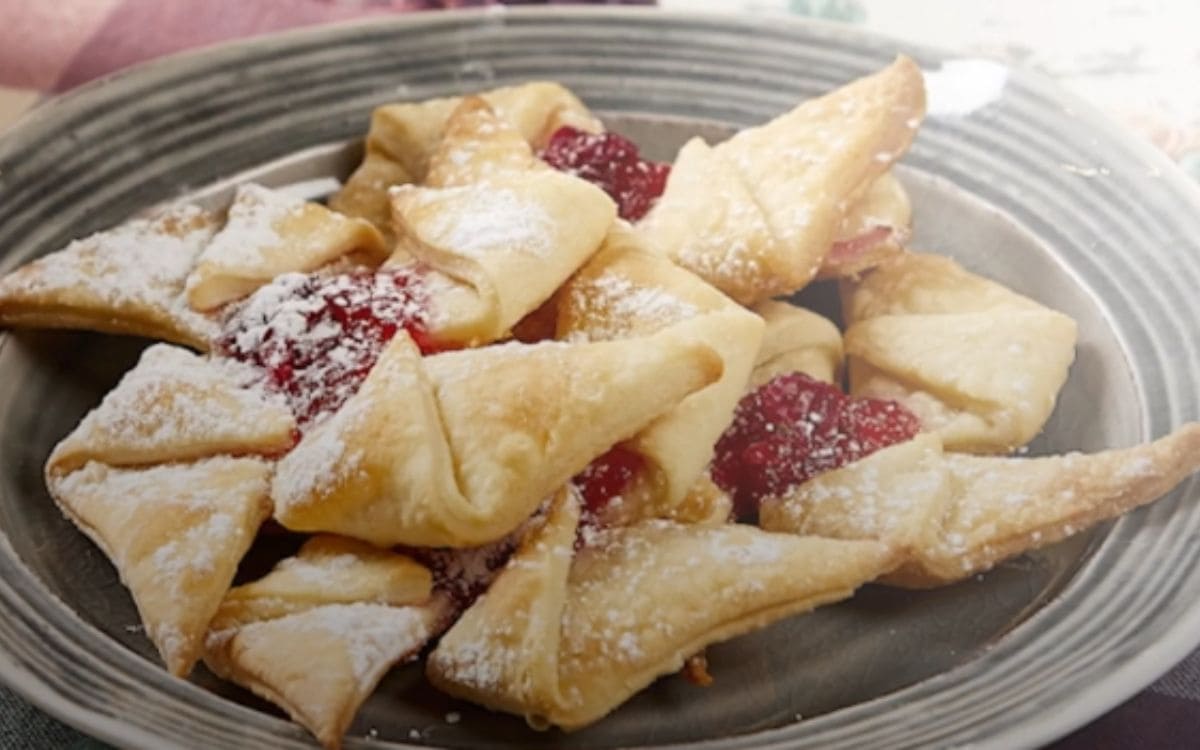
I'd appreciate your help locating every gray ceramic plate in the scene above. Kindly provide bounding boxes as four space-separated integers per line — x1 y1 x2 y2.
1 8 1199 750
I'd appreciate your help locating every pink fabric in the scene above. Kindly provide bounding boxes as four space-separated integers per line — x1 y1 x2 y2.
53 0 435 91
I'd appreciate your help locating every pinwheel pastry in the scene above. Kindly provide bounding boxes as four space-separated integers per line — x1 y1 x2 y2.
841 250 1079 453
44 344 294 676
384 95 617 345
637 55 925 306
427 487 897 730
271 327 722 547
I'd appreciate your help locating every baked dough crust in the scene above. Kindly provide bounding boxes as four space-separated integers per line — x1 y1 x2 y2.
272 328 722 547
842 251 1078 452
0 204 219 349
749 300 843 387
760 424 1200 587
817 171 911 279
204 536 441 749
47 344 295 474
428 488 898 730
330 82 600 232
211 535 433 630
638 56 925 305
389 115 616 344
47 458 272 676
555 224 764 522
185 183 387 311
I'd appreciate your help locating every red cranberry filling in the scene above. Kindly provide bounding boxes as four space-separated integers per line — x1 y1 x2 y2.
217 267 440 425
712 372 920 519
539 126 671 221
573 445 645 521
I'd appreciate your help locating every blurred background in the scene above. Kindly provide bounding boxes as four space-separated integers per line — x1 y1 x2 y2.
0 1 1198 178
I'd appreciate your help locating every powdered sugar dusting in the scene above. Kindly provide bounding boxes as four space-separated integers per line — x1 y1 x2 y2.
401 185 555 259
271 400 364 515
565 274 697 342
191 183 301 270
268 603 433 682
0 203 219 341
63 343 291 457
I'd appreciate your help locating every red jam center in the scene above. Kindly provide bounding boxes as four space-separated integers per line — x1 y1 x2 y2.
573 445 645 519
539 126 671 221
217 267 439 425
712 372 920 519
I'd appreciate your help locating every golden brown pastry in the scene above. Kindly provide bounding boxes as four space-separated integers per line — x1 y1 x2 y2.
42 343 294 676
46 344 295 474
185 183 388 311
330 81 600 231
554 225 764 523
206 540 444 749
842 251 1078 453
638 56 925 305
47 458 272 676
0 204 220 349
390 163 616 345
749 300 843 387
759 424 1200 587
422 96 543 188
272 326 722 547
211 535 433 629
428 487 898 730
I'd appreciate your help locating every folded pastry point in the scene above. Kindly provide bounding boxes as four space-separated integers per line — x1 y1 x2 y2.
272 326 722 547
331 81 599 231
48 457 272 676
430 489 897 731
212 535 433 631
760 424 1200 588
749 300 843 387
639 56 926 305
0 204 219 349
842 251 1078 453
47 344 295 475
207 601 444 750
818 171 911 280
390 168 616 344
555 226 764 523
423 96 541 188
185 183 388 311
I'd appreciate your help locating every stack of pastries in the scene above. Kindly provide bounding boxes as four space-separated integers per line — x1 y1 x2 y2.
1 58 1198 749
